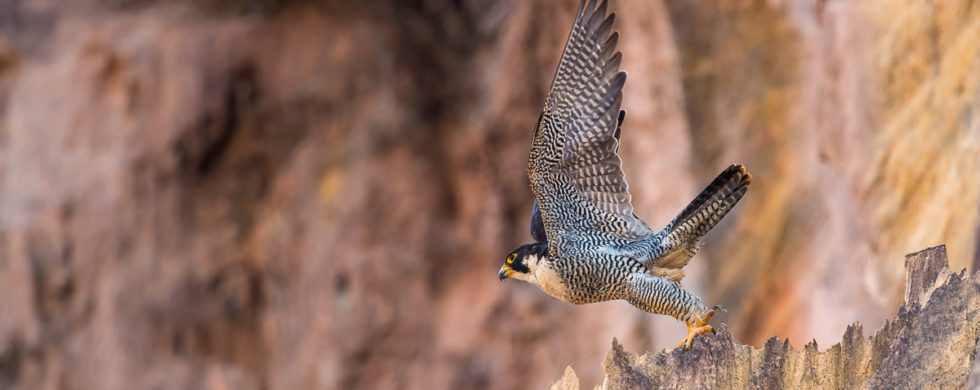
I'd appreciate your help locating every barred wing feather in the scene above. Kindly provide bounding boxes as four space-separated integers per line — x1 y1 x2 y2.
528 0 652 242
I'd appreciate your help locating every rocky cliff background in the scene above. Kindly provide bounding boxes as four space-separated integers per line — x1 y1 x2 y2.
0 0 978 389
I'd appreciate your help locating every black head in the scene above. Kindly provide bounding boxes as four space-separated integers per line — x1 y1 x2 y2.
498 242 548 281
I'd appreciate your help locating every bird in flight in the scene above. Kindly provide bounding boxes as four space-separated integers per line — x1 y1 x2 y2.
498 0 752 350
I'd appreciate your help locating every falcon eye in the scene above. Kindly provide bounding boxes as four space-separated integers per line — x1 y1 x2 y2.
507 254 516 264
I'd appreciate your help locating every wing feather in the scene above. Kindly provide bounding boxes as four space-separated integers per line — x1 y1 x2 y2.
530 200 547 243
528 0 652 242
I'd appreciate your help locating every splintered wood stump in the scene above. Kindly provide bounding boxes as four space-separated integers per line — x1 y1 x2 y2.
551 245 980 389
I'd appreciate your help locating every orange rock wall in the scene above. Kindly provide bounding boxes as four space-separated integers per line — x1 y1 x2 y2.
0 1 977 389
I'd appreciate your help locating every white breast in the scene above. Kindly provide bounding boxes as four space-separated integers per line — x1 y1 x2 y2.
530 262 568 301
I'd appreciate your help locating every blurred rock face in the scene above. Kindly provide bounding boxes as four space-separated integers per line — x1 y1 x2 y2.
0 0 977 389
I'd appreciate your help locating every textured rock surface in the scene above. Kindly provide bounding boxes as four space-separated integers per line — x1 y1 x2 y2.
0 0 978 389
553 245 980 389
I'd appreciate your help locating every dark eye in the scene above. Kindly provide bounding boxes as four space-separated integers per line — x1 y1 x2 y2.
507 254 515 264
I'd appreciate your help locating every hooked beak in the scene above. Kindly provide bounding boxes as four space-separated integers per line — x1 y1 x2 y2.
498 265 512 281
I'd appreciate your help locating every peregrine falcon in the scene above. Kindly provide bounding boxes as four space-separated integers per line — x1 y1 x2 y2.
498 0 752 350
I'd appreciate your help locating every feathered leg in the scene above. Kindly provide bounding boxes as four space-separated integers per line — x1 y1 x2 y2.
625 273 715 350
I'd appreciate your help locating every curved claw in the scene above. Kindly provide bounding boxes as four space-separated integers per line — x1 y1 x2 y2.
675 309 716 350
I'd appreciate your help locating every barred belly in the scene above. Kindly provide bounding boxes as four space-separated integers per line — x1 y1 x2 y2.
555 254 637 304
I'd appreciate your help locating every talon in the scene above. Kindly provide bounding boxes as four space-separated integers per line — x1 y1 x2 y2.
674 322 694 350
674 335 695 350
693 325 713 337
674 310 715 350
701 309 716 325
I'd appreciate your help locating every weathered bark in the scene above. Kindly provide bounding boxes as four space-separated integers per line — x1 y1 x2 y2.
552 245 980 389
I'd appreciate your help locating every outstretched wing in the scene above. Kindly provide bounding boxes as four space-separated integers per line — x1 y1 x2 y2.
527 110 625 244
528 0 652 243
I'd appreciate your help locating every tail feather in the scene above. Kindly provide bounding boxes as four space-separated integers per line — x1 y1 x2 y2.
672 164 751 232
647 164 751 278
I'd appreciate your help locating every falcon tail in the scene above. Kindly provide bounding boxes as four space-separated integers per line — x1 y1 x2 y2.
648 164 752 279
670 164 752 242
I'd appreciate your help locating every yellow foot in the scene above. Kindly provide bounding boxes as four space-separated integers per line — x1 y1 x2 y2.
674 309 716 350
